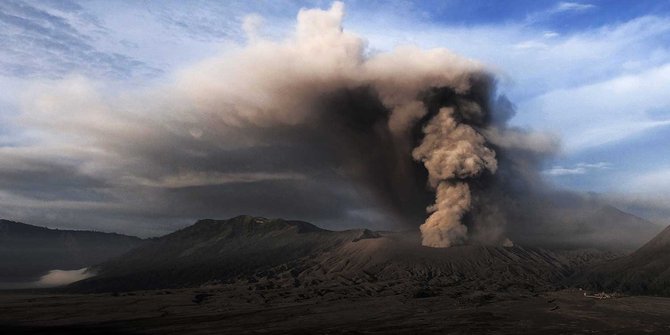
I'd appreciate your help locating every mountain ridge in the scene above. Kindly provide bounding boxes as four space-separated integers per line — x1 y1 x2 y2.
0 219 145 283
0 219 143 239
69 215 578 295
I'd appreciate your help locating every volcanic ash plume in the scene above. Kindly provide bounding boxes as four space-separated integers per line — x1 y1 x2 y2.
19 1 520 247
413 108 497 247
164 2 506 248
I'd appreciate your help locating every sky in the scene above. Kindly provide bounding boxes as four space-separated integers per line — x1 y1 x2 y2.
1 0 670 236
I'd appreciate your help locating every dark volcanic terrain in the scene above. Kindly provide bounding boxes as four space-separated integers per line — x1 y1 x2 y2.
72 215 574 294
2 287 670 334
2 215 670 334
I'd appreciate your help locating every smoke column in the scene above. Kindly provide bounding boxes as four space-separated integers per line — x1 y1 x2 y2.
413 107 497 247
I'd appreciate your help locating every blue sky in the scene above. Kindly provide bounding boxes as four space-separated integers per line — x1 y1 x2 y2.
1 0 670 232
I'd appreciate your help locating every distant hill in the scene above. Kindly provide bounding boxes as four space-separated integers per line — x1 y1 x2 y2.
0 219 145 282
576 224 670 295
506 197 662 250
70 215 577 294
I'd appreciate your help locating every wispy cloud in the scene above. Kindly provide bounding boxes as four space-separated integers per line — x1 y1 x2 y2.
126 172 306 189
544 162 611 176
0 0 160 79
525 1 596 24
523 63 670 151
556 2 596 13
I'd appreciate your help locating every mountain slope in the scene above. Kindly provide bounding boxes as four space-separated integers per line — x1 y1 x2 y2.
576 224 670 295
0 219 144 282
507 197 662 250
70 215 573 295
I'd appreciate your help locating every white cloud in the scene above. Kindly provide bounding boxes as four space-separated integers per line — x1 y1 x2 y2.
543 31 560 39
350 12 670 97
242 14 264 41
5 1 669 158
522 63 670 151
513 40 549 50
525 2 596 24
576 162 611 169
345 11 670 156
556 2 596 13
544 166 587 176
543 161 611 176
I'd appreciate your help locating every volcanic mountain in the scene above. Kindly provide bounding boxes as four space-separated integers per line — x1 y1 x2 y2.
577 224 670 295
505 194 662 251
0 219 144 283
71 215 583 295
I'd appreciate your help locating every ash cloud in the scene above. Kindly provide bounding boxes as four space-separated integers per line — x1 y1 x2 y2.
0 2 654 248
165 2 518 247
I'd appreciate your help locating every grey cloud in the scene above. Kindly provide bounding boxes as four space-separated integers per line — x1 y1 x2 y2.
0 151 110 202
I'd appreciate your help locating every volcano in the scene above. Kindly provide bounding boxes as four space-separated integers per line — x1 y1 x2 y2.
72 215 581 295
4 214 670 334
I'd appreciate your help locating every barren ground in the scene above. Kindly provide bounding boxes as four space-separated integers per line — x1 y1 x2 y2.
1 288 669 334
